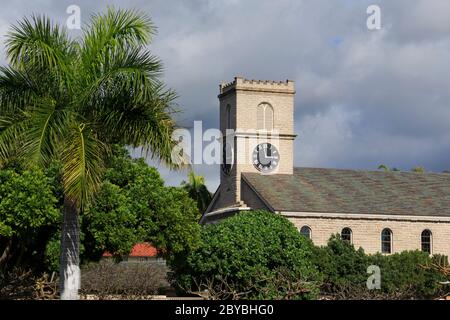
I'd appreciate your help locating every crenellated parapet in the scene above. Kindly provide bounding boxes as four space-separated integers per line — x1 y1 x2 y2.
219 76 295 96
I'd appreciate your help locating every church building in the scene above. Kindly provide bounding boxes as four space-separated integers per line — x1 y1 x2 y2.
201 76 450 257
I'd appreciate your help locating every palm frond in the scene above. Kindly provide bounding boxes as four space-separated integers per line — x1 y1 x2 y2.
78 47 163 110
81 7 155 72
95 84 183 167
181 171 212 213
0 66 37 114
0 115 30 165
61 123 109 208
5 14 75 76
21 99 70 165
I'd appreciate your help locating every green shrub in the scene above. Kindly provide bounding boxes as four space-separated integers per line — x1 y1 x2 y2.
0 169 59 238
313 235 448 299
369 250 447 299
169 210 321 300
312 234 369 297
82 155 201 262
44 148 201 271
0 168 60 272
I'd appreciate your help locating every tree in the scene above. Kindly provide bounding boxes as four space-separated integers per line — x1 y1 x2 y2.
311 234 369 298
169 210 321 300
43 148 201 272
313 235 447 299
181 171 212 213
0 167 59 271
0 8 179 299
81 148 201 262
369 250 446 298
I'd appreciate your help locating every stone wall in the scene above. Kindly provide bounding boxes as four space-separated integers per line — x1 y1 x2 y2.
286 213 450 257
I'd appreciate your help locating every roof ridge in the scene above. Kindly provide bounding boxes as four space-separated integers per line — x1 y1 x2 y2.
292 166 449 176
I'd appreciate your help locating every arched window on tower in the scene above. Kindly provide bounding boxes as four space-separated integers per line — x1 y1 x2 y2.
226 104 231 129
421 229 432 254
257 103 274 131
264 104 273 130
257 104 264 129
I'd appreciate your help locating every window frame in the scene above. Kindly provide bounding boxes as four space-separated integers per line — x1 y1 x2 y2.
257 102 274 131
421 229 432 254
299 226 312 239
381 228 393 254
341 227 353 244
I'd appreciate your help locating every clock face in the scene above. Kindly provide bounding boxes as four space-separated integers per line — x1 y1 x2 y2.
253 143 279 173
221 141 234 175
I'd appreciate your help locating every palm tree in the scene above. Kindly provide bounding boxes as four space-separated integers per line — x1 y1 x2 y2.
181 171 212 214
0 8 180 299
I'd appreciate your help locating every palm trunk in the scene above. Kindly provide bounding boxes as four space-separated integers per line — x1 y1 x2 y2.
59 198 81 300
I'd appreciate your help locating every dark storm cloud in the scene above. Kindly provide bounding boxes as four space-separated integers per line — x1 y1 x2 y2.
1 0 449 190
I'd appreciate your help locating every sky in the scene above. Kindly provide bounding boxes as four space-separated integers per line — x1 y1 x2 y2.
1 0 449 190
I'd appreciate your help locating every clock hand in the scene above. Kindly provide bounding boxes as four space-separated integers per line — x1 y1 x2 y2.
263 150 277 159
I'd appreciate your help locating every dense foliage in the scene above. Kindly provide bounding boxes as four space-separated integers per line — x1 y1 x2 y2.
312 234 369 296
181 171 212 213
0 147 201 273
170 217 449 300
169 210 321 300
313 235 448 299
0 169 59 237
369 251 447 298
81 149 201 262
0 166 60 271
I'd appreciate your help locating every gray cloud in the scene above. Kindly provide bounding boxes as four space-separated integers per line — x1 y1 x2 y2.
1 0 449 191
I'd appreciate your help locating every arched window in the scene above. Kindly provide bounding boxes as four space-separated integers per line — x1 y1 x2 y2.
381 228 392 254
300 226 311 239
341 227 352 243
225 104 231 129
421 230 432 254
264 104 273 130
257 103 274 131
257 104 264 129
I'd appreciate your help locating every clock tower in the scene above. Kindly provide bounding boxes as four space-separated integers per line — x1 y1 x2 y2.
211 76 296 211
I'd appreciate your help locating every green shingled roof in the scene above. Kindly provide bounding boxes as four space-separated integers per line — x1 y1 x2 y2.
242 168 450 217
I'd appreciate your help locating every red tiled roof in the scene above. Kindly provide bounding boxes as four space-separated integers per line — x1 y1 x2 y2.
102 242 158 257
130 243 158 257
